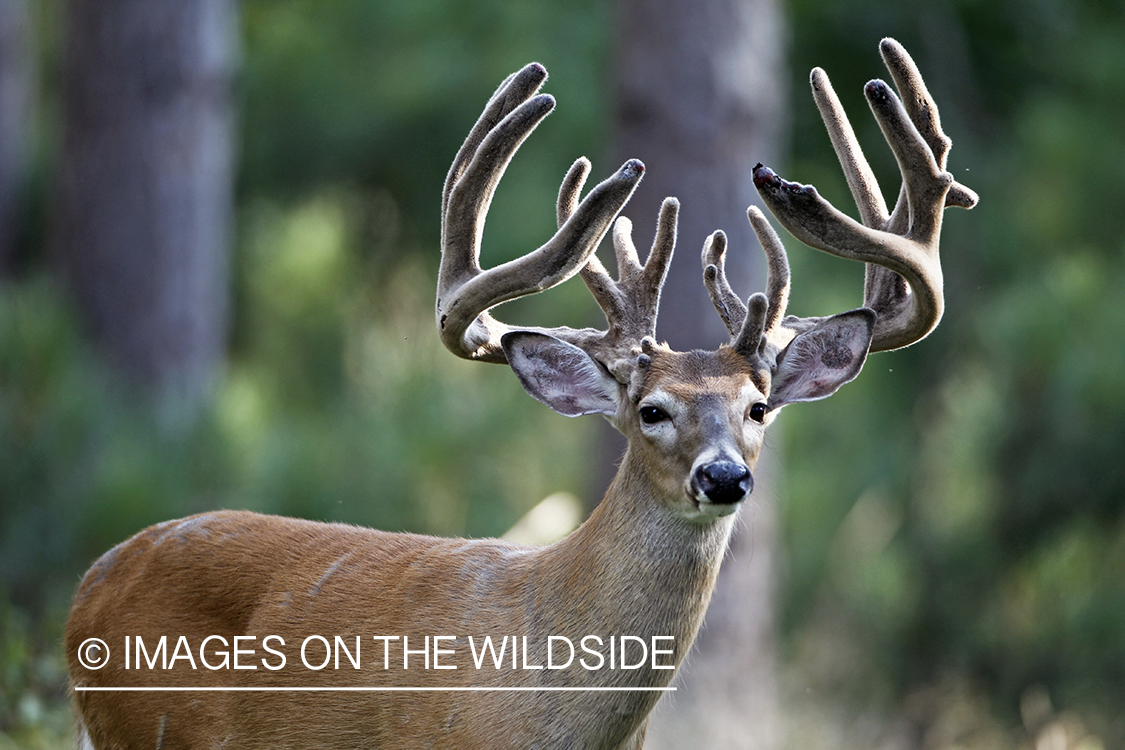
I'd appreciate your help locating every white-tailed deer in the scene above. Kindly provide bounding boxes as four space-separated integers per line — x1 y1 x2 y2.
66 39 975 750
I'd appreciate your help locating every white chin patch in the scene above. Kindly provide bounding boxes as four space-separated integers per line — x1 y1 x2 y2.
691 496 743 519
703 501 741 518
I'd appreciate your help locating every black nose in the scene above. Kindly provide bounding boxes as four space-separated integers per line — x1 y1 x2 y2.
693 461 753 504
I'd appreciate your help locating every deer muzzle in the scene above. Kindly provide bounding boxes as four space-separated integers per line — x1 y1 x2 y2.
692 460 753 506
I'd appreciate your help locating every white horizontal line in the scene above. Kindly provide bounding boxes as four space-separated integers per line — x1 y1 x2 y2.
74 686 675 693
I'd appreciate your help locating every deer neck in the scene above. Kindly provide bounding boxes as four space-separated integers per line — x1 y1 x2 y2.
532 444 737 659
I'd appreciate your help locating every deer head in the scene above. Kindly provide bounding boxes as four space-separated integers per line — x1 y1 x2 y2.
437 40 977 521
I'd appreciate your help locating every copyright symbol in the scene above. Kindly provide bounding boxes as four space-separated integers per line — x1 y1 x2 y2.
78 638 110 670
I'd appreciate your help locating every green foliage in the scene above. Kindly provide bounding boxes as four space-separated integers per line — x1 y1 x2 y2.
238 0 612 263
0 598 71 749
781 0 1125 742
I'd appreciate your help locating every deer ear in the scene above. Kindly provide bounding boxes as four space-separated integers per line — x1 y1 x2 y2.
768 309 876 410
502 332 620 417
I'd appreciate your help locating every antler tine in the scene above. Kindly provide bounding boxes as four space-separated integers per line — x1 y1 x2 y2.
702 206 792 359
876 41 979 240
732 293 769 359
879 39 978 212
438 63 646 363
752 38 977 353
701 230 746 337
557 157 591 228
558 160 679 379
809 66 888 228
747 206 792 340
575 198 678 381
442 65 546 221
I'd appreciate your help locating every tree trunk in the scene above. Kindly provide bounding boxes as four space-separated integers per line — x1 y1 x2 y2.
52 0 236 407
0 0 32 276
610 0 788 747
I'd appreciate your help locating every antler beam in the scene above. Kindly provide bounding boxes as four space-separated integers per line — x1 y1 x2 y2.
746 38 978 353
437 63 648 364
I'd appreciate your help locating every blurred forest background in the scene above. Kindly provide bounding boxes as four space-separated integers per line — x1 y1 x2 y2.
2 0 1124 748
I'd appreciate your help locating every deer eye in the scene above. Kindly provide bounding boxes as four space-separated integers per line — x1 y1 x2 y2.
639 406 670 425
748 402 767 424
